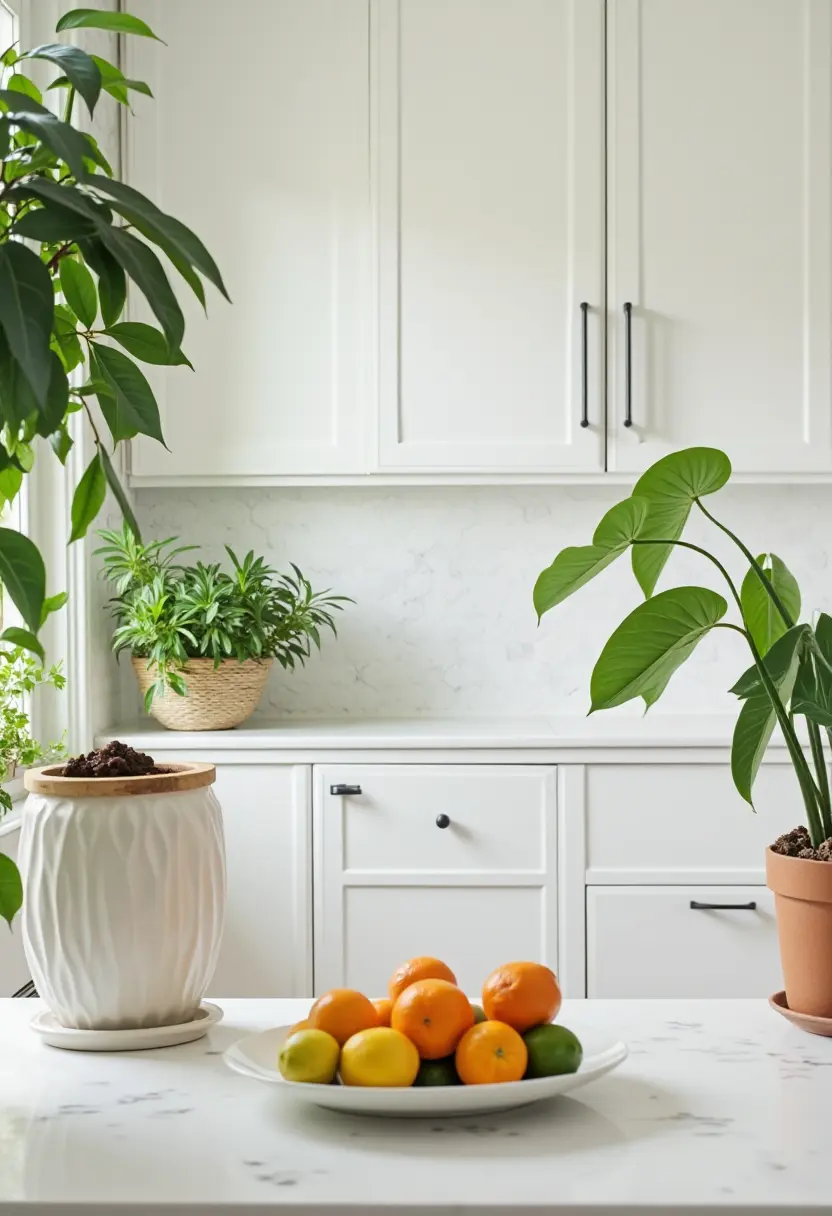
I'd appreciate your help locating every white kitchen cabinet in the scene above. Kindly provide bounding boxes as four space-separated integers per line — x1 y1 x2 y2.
587 886 780 997
146 760 312 998
375 0 605 472
607 0 832 474
0 822 31 997
585 763 798 885
125 0 370 478
312 765 558 995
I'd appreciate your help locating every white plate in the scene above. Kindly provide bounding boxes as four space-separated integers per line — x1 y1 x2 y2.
31 1002 224 1052
223 1024 628 1117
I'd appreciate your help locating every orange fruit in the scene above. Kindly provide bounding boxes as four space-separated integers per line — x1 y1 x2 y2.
391 978 474 1059
482 962 561 1034
286 1018 311 1037
455 1021 528 1085
373 998 393 1027
388 956 457 1003
308 989 379 1046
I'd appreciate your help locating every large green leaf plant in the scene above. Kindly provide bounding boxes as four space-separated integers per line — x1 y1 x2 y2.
535 447 832 849
0 9 226 926
0 8 228 652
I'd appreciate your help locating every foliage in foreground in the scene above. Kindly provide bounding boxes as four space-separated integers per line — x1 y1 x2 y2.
0 7 227 656
535 447 832 848
97 525 351 708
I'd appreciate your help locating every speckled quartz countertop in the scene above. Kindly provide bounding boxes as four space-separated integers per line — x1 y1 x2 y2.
2 998 831 1215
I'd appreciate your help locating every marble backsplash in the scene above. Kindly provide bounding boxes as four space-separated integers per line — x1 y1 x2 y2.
128 485 832 719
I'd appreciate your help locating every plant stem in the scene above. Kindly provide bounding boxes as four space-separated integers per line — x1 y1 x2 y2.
63 85 76 125
634 537 825 840
694 497 832 839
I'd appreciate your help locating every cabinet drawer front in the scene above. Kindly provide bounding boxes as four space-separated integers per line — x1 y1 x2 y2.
586 764 797 881
322 885 554 997
318 766 556 872
587 887 779 998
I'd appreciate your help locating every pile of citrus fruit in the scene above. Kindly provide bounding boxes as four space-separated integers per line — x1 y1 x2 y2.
278 957 583 1088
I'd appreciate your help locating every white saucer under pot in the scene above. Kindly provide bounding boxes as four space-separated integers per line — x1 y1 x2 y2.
31 1001 224 1051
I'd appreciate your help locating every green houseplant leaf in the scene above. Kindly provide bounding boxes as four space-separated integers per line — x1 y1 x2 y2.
589 586 728 712
70 454 107 542
631 448 732 597
0 852 23 928
90 344 164 444
59 258 97 329
78 237 126 326
0 241 54 406
56 9 163 40
95 226 184 351
0 528 45 632
0 627 44 662
533 497 647 619
731 624 808 804
740 553 801 656
104 322 192 367
88 175 230 300
97 444 141 541
20 43 101 114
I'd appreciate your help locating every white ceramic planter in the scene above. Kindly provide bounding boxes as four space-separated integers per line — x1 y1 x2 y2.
20 764 226 1031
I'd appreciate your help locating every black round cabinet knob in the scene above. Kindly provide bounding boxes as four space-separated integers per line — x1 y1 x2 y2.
435 813 451 829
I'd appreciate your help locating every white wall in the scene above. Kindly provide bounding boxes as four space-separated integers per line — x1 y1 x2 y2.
119 485 832 720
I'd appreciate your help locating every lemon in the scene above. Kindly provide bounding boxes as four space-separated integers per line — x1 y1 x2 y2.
278 1028 340 1084
340 1027 420 1087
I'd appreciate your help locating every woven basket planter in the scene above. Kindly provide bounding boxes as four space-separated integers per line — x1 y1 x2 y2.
132 657 272 731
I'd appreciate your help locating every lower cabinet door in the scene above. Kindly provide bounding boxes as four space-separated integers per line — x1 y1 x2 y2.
0 822 31 995
313 764 558 996
587 886 780 998
153 760 311 998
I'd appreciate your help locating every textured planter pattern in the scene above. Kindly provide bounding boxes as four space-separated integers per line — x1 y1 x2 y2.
20 784 226 1030
132 657 272 731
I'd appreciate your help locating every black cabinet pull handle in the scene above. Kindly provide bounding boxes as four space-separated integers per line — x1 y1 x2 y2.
623 302 633 427
580 302 589 428
689 900 757 911
330 784 362 796
435 814 451 829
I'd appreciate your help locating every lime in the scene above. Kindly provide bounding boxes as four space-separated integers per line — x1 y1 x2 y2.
279 1028 340 1084
471 1003 487 1024
522 1024 583 1078
414 1056 460 1086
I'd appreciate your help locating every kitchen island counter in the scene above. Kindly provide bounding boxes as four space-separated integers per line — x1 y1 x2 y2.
0 997 829 1215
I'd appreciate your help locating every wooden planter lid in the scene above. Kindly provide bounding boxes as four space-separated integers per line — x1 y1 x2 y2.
23 762 216 798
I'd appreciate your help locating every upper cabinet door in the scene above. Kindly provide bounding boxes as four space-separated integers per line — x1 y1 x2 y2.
607 0 832 474
127 0 370 479
374 0 605 472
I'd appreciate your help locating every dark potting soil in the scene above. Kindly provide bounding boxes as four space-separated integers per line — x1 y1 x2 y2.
771 825 832 861
61 739 167 778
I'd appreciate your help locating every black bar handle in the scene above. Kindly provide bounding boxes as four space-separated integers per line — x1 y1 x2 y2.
623 302 633 427
330 783 362 796
580 302 589 428
689 900 757 911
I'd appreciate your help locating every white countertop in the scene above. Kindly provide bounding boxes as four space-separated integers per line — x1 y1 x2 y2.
2 997 830 1214
98 714 786 753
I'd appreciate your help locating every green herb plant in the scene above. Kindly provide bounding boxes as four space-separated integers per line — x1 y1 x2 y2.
0 645 65 926
535 447 832 848
97 525 351 709
0 8 227 657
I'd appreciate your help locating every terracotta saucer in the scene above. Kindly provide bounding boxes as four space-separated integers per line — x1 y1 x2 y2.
769 990 832 1037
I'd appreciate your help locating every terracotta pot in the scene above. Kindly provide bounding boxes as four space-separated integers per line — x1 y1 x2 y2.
766 847 832 1017
21 764 226 1030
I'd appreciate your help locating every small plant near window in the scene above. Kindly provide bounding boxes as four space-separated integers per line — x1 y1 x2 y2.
96 525 350 728
0 646 65 925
